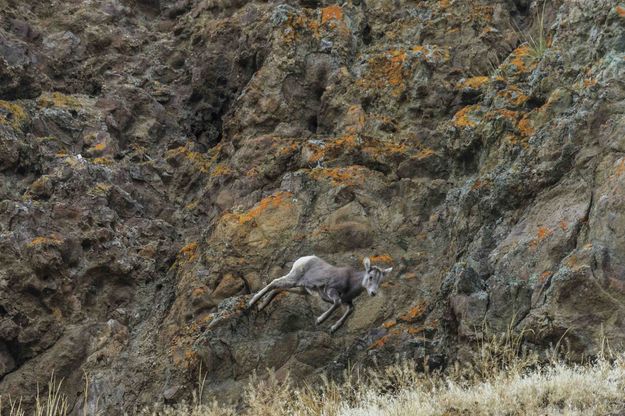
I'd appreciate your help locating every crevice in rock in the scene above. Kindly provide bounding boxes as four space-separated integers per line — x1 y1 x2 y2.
361 23 372 46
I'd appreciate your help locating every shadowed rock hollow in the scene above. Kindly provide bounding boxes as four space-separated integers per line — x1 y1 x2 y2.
1 0 625 413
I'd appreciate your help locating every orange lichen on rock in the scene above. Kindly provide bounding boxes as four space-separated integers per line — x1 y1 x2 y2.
616 5 625 17
191 286 207 298
382 319 397 329
368 329 401 350
407 326 426 335
93 142 107 151
453 104 483 128
537 226 553 240
307 131 408 162
27 236 62 247
357 46 448 96
482 26 497 35
309 166 367 186
507 45 536 73
237 191 294 224
398 302 427 323
485 109 535 141
411 45 450 64
457 76 489 90
172 347 199 369
471 4 495 22
385 49 407 87
357 49 407 96
517 115 535 137
211 163 233 177
529 226 553 249
362 138 409 160
539 271 553 285
282 12 321 43
165 146 214 173
179 242 199 261
381 140 409 155
504 134 529 149
369 334 391 350
497 85 529 106
487 109 520 122
277 142 299 157
321 5 342 24
370 253 393 264
615 158 625 176
310 135 359 162
414 147 435 160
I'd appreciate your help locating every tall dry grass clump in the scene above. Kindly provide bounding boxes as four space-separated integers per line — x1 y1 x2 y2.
511 0 550 60
146 329 625 416
0 373 69 416
5 332 625 416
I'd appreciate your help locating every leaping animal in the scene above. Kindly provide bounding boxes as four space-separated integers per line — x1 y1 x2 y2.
248 255 393 333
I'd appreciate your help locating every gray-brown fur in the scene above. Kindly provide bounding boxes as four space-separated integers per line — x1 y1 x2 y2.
248 255 392 333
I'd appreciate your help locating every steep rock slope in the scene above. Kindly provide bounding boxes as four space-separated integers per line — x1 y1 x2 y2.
1 0 625 413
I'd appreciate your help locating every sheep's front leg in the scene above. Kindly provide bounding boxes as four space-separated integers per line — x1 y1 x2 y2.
316 288 341 325
330 303 354 333
316 303 340 325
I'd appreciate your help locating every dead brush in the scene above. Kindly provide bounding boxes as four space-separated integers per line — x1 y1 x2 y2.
471 322 539 381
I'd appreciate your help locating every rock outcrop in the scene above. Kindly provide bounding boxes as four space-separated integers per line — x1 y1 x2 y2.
1 0 625 413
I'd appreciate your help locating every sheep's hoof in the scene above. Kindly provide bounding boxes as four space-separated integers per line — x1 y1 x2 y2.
330 325 339 333
316 317 323 325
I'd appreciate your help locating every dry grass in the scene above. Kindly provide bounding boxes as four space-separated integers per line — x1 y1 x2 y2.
342 359 625 416
0 373 69 416
142 355 625 416
4 335 625 416
512 1 550 60
145 329 625 416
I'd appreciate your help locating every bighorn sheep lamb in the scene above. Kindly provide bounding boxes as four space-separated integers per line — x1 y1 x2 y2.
248 256 393 333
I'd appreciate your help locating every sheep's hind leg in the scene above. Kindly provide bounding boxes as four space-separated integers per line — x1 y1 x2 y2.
248 281 274 308
258 287 308 311
248 275 297 309
258 289 281 311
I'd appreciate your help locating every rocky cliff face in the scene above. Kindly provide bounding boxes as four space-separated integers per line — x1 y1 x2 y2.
1 0 625 413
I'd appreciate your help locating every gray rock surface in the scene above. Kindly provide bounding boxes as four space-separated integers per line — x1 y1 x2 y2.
1 0 625 413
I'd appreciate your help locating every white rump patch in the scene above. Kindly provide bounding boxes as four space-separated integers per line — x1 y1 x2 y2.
292 255 317 271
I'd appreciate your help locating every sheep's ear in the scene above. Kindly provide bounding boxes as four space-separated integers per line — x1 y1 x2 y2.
383 267 393 275
363 257 371 272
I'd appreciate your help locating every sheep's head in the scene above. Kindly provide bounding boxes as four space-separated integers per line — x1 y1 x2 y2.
362 257 392 297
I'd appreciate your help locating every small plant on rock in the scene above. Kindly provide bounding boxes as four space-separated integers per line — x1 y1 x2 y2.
513 0 550 60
